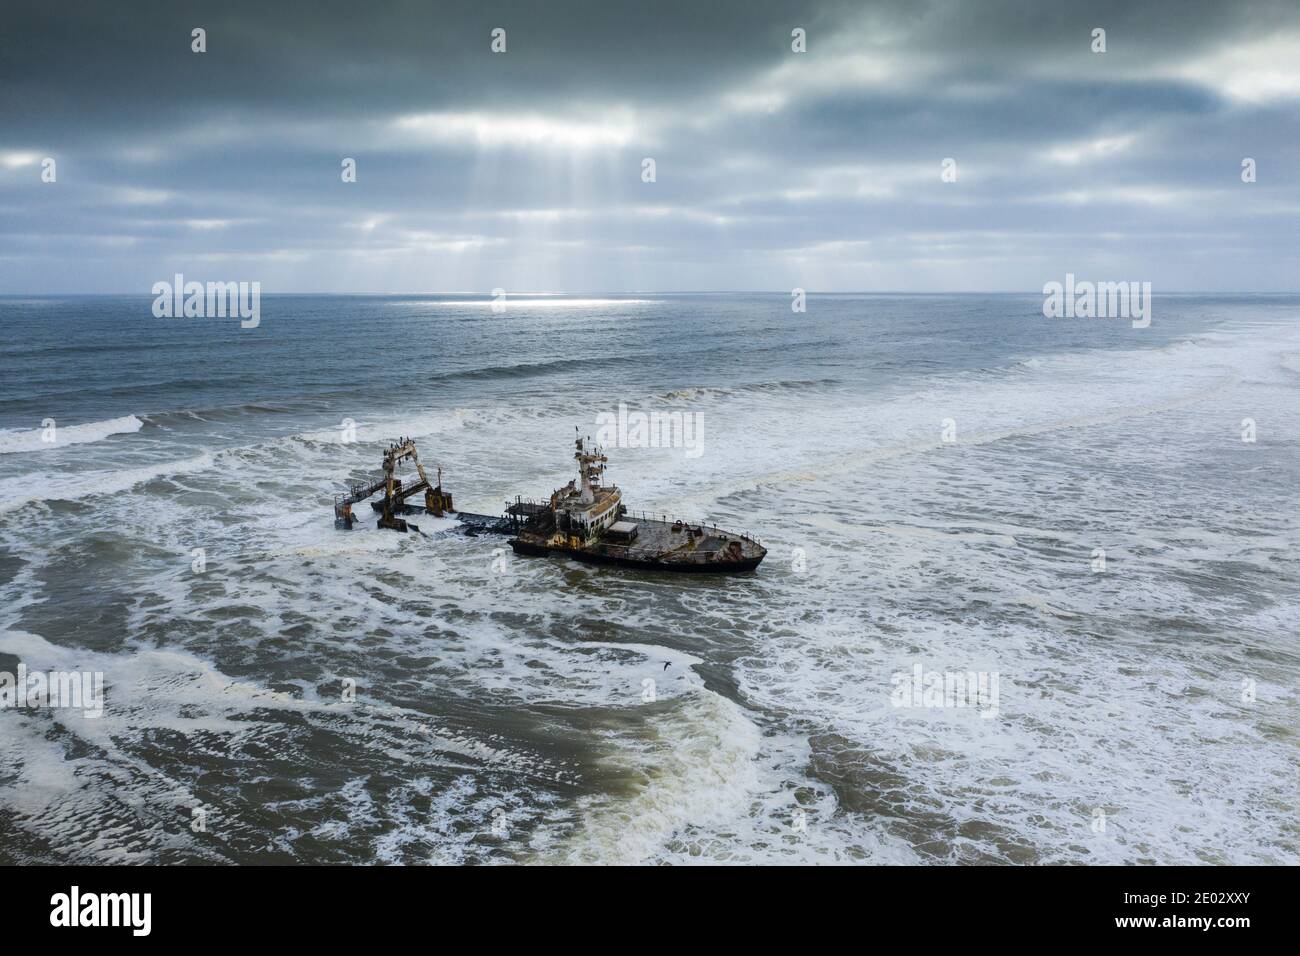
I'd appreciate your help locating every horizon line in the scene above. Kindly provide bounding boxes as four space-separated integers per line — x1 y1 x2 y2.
4 290 1300 297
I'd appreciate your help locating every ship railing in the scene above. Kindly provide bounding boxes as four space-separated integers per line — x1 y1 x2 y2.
486 500 761 547
505 496 551 509
335 476 387 507
599 543 756 561
621 509 762 546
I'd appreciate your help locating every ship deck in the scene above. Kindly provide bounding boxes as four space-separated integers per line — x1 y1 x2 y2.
353 500 764 568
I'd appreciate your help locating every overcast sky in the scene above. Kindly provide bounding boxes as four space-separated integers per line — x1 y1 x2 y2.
2 0 1298 293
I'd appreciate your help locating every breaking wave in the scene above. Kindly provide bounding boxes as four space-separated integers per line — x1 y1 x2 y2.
0 415 143 455
0 451 216 515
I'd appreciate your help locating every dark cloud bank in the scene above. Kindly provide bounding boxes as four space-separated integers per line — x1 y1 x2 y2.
1 0 1297 292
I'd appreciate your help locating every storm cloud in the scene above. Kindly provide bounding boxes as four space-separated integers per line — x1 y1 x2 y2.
2 0 1298 292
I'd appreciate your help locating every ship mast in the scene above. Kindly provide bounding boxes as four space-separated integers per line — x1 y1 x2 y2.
574 432 607 505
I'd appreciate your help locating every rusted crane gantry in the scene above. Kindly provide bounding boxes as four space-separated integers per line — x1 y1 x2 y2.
333 437 454 532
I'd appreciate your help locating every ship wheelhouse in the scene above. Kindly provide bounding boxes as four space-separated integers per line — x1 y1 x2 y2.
551 434 623 543
507 432 766 573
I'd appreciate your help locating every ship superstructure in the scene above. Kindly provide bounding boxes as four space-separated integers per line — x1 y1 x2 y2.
548 435 623 542
505 435 766 573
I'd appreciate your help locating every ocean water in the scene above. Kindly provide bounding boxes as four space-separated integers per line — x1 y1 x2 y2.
0 292 1297 864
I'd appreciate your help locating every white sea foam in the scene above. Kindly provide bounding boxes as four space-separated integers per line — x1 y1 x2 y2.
0 451 216 514
0 414 143 455
0 626 575 862
3 304 1298 864
296 408 474 445
537 688 765 865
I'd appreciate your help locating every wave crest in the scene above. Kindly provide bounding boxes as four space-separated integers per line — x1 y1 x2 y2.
0 415 143 455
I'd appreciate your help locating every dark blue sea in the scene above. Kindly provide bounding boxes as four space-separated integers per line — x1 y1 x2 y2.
1 293 1297 863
